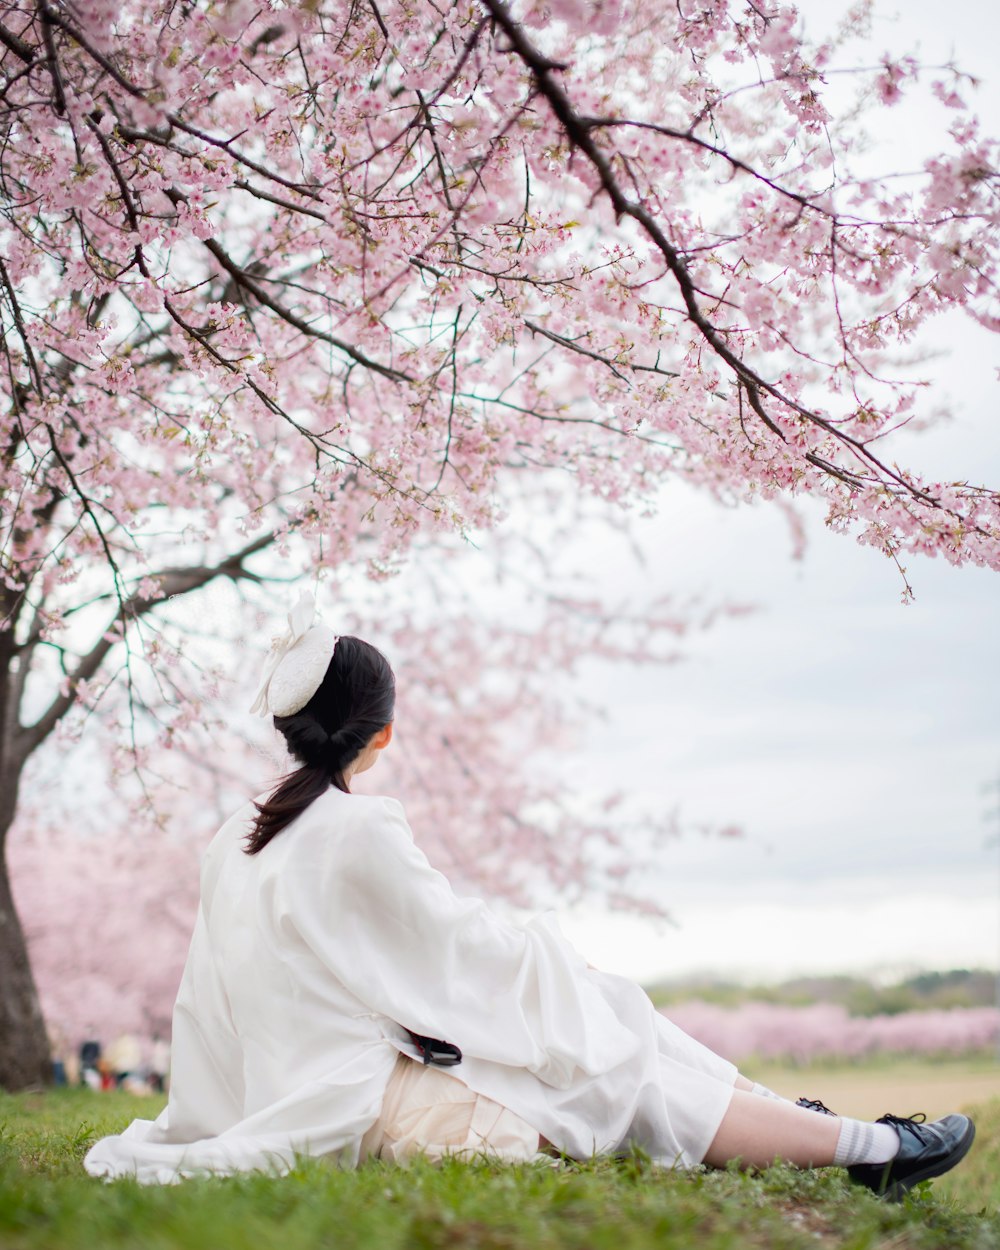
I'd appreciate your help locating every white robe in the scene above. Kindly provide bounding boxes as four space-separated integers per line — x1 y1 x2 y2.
84 790 737 1183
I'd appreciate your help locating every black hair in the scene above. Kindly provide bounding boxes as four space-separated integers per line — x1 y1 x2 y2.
244 635 395 855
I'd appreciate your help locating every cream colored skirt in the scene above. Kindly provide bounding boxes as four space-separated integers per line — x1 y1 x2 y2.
359 1054 541 1163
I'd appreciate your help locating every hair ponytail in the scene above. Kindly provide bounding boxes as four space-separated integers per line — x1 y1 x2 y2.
244 635 395 855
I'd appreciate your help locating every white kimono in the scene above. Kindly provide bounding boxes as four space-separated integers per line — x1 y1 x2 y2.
84 790 737 1183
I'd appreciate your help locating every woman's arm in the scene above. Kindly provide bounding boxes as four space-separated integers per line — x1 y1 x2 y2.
283 797 638 1087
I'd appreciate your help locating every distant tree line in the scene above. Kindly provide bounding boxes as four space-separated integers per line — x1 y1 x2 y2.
649 969 996 1017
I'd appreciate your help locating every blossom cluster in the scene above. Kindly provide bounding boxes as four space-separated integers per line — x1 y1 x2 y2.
2 0 998 630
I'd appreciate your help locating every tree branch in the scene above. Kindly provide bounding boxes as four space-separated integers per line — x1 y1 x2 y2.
201 235 410 383
0 20 36 64
481 0 952 518
17 532 275 758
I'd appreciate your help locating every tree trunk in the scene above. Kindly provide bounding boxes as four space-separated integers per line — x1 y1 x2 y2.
0 842 51 1090
0 546 273 1092
0 581 51 1089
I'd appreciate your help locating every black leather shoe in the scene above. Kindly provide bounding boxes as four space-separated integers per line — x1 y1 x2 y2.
796 1096 836 1115
847 1113 976 1201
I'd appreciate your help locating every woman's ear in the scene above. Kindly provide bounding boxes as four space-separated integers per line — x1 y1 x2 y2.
373 723 393 751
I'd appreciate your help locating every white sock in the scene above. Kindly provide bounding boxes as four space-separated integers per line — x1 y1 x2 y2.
833 1117 900 1167
750 1082 788 1102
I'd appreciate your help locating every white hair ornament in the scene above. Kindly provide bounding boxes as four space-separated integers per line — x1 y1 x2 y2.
249 591 339 717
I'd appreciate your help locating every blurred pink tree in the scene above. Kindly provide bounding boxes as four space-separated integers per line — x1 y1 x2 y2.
665 1000 1000 1063
1 0 998 1087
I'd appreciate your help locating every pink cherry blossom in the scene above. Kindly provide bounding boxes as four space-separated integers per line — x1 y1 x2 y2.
1 0 999 1089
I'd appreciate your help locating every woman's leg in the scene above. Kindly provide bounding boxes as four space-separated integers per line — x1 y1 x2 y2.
703 1089 842 1168
648 999 972 1191
705 1088 977 1202
735 1072 802 1102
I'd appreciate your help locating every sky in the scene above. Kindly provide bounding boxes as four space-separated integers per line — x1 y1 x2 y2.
553 484 999 985
546 0 1000 986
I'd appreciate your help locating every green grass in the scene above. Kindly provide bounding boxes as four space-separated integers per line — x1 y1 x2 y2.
1 1087 998 1250
937 1097 1000 1213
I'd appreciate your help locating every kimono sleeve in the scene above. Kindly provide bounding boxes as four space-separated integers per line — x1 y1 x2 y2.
285 797 640 1089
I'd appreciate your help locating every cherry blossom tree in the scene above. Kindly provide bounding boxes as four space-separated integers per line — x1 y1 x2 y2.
2 0 998 1088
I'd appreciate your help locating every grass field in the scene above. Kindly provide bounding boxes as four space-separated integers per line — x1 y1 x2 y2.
1 1060 997 1250
753 1053 1000 1121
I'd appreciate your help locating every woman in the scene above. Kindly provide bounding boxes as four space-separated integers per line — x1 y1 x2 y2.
85 596 975 1195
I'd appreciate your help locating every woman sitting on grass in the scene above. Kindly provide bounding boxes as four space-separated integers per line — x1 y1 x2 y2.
84 595 975 1196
